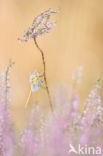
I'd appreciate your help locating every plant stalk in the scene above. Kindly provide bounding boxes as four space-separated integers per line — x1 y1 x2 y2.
33 38 53 112
25 88 32 108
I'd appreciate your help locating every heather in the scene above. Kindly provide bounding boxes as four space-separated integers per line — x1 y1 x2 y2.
0 61 103 155
0 8 103 156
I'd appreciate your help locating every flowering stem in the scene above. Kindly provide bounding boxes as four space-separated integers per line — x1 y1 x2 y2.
33 38 53 112
25 88 32 108
5 66 9 108
5 60 14 109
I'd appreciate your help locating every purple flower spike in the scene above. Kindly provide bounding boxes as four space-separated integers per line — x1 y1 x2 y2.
19 8 58 42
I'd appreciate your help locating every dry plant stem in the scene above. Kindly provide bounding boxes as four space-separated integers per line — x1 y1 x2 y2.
34 38 53 112
25 88 32 108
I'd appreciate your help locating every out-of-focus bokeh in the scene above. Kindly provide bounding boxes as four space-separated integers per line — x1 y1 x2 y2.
0 0 103 130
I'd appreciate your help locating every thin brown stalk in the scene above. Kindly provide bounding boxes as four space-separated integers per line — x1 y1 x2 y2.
34 38 53 112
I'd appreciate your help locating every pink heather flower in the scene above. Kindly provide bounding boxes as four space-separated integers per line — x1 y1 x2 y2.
0 65 15 156
80 79 103 128
1 61 103 155
20 105 41 156
80 130 89 145
19 8 58 42
70 89 78 118
40 112 69 156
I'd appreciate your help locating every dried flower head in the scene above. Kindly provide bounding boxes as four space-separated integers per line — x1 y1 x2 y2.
29 70 43 92
19 8 58 42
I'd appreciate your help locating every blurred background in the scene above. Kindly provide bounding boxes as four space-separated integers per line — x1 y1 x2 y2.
0 0 103 130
